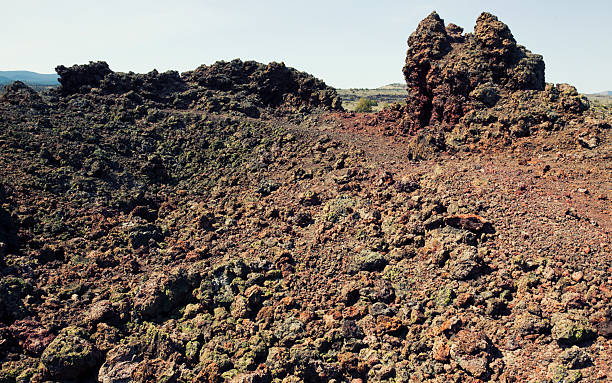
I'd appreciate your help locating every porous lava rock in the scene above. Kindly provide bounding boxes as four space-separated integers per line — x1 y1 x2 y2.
181 59 342 111
0 11 609 383
56 61 113 95
450 330 492 379
399 11 596 157
0 81 44 107
54 59 342 114
40 326 101 380
402 11 545 131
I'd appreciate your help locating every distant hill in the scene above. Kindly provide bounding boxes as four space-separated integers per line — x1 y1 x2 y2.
378 83 405 90
0 70 59 86
585 92 612 107
340 84 612 111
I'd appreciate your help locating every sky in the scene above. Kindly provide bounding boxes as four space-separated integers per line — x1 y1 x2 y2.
2 0 611 93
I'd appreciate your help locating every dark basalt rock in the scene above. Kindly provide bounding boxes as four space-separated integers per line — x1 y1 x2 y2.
132 268 193 320
56 61 113 95
54 59 342 113
0 277 31 323
397 11 595 159
40 326 101 380
99 69 186 101
56 61 186 102
0 11 607 383
182 59 342 111
402 11 546 132
0 206 18 254
0 81 43 107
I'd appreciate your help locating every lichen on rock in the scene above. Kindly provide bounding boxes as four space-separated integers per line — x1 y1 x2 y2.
40 326 101 381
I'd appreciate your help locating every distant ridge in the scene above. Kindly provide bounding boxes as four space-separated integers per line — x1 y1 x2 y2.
595 91 612 96
378 83 405 90
0 70 59 86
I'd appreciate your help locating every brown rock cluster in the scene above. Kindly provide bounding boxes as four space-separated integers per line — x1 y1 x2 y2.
402 11 545 132
54 59 342 114
398 11 606 157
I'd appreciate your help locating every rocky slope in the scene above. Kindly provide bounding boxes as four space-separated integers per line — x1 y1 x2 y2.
0 12 610 383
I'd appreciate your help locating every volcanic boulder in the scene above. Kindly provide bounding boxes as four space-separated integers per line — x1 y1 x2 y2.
40 326 101 380
181 59 342 111
0 81 44 107
55 61 113 95
55 61 185 101
402 11 545 132
397 11 596 158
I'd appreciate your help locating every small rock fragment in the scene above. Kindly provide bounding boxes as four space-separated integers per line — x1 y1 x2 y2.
450 330 491 379
444 214 493 233
40 326 100 380
551 312 596 345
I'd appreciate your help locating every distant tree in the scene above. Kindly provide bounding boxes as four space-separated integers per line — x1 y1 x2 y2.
354 97 377 112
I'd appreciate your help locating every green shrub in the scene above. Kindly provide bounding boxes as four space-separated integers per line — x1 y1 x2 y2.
354 97 377 112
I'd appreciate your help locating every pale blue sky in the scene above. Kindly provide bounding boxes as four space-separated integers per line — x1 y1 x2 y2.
2 1 610 92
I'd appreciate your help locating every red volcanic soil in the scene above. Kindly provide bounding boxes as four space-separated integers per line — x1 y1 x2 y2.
0 11 610 383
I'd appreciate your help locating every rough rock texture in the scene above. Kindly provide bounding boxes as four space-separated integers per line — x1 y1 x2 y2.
403 11 545 131
0 81 44 107
9 319 55 356
132 268 193 320
0 12 610 383
551 312 597 345
40 326 101 380
396 11 604 159
449 330 492 378
182 60 342 111
0 277 31 323
54 59 342 114
56 61 113 95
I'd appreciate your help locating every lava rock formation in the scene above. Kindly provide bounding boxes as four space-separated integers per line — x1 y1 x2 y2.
403 11 546 131
395 11 606 159
0 11 609 383
54 59 342 115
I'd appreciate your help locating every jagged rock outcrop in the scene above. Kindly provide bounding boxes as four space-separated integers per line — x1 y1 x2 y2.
56 61 189 102
99 69 186 102
181 59 342 113
56 61 113 95
0 81 44 107
0 12 609 383
402 11 546 132
54 59 342 114
399 11 600 157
